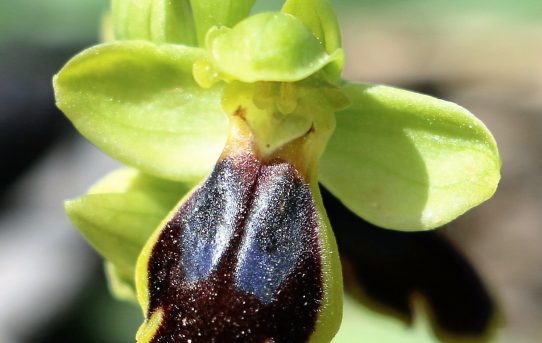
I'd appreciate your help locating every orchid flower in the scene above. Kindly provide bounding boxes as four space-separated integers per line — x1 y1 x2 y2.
53 0 500 342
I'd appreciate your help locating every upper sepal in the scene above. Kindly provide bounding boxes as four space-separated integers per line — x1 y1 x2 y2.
111 0 197 45
319 83 501 231
195 12 344 85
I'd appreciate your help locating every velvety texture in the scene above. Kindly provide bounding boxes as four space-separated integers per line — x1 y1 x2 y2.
146 153 323 342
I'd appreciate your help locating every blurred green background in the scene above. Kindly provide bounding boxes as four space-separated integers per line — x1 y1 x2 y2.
1 0 541 342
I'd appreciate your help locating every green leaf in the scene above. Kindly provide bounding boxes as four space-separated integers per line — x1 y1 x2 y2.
54 41 228 182
333 295 436 342
65 168 194 298
282 0 343 81
205 12 343 83
190 0 255 46
319 83 500 231
111 0 197 45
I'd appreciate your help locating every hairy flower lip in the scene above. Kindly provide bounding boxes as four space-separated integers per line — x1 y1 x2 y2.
134 112 343 342
138 153 324 342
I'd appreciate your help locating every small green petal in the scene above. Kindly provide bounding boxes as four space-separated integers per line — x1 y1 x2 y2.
282 0 343 81
190 0 255 46
111 0 197 45
65 168 194 298
319 83 501 231
206 12 343 83
54 41 228 182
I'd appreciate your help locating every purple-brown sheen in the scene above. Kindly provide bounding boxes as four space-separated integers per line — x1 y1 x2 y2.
146 153 323 342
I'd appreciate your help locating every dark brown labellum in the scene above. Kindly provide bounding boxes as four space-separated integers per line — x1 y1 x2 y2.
146 153 323 342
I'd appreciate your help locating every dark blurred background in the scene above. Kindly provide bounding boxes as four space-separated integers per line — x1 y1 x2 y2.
1 0 541 342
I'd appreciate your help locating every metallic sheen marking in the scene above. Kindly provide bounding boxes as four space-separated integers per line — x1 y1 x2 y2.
146 154 323 342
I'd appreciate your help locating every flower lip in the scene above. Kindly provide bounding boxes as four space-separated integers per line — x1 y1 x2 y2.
139 147 324 342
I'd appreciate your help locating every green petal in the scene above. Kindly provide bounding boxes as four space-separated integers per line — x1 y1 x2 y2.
282 0 343 81
319 83 501 231
206 12 343 83
111 0 197 45
190 0 255 46
53 41 228 182
65 168 194 299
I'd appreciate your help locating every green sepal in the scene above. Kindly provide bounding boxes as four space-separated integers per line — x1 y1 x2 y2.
54 41 228 182
111 0 197 45
319 83 501 231
190 0 255 46
105 261 138 302
282 0 343 82
65 168 195 299
203 12 343 83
